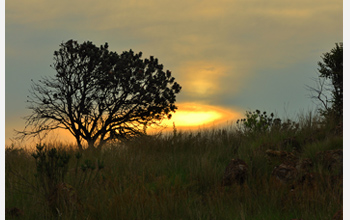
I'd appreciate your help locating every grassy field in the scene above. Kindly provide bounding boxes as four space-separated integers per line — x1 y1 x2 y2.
5 112 342 219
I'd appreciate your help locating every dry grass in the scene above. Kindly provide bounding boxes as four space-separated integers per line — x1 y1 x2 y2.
5 113 342 219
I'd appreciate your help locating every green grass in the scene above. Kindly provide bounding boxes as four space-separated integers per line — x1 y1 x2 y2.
5 113 342 219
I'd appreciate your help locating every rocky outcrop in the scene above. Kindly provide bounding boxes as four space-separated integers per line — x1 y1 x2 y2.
316 149 343 173
267 149 313 187
266 149 298 167
272 162 298 185
295 158 313 173
222 159 248 186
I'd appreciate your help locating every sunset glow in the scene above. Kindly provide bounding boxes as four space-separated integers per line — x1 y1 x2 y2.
170 111 222 127
7 103 243 147
161 103 243 129
5 0 342 146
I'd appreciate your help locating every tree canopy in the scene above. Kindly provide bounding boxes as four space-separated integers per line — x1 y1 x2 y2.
317 43 343 120
18 40 181 150
309 43 343 122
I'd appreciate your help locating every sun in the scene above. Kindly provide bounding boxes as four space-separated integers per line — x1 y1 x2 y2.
170 110 222 127
161 102 242 129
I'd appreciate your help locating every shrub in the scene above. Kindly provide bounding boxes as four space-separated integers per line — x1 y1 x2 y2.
31 144 105 216
236 110 280 134
31 144 71 197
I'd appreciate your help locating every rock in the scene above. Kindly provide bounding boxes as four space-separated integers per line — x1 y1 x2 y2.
5 207 24 217
295 158 313 178
222 159 248 186
295 158 314 187
267 150 299 186
266 149 297 166
298 172 315 187
316 149 343 173
295 158 313 173
271 158 313 188
271 162 298 185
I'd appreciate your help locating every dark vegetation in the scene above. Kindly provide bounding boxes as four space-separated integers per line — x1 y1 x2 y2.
5 113 343 219
6 43 342 219
308 43 343 122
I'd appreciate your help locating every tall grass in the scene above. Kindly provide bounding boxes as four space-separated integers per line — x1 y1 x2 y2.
5 112 342 219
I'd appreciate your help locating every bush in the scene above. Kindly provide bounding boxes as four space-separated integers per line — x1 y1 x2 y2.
31 144 71 197
31 144 105 216
236 110 280 134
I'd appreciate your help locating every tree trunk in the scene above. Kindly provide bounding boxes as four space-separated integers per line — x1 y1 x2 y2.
77 143 83 151
75 136 83 151
87 140 95 150
96 139 106 151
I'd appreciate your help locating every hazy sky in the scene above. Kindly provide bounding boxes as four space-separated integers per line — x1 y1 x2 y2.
5 0 342 145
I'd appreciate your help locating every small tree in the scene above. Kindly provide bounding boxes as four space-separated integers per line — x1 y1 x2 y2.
18 40 181 150
308 43 343 121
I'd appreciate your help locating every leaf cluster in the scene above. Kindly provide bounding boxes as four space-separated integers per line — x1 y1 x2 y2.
315 43 343 121
236 110 299 136
236 110 278 134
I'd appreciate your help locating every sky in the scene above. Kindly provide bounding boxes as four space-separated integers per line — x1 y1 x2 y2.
5 0 343 146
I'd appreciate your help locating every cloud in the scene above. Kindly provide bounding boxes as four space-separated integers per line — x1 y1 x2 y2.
6 0 341 64
6 0 342 145
177 61 229 97
6 0 342 98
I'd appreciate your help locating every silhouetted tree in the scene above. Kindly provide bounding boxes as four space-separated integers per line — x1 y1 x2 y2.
308 43 343 121
18 40 181 150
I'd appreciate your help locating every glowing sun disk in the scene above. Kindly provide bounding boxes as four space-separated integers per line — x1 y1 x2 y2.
170 110 222 127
